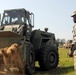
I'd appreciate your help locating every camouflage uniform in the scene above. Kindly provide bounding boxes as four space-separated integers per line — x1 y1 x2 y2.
68 11 76 57
71 11 76 47
72 23 76 44
71 23 76 53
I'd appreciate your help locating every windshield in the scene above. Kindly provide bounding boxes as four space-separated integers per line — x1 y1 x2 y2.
1 10 25 25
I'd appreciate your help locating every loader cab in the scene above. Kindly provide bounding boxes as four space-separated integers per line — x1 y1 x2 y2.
0 8 34 39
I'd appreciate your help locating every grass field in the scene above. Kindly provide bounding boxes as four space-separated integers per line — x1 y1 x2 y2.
34 48 75 75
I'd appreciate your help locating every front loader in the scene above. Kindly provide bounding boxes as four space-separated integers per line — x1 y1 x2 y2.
0 8 59 75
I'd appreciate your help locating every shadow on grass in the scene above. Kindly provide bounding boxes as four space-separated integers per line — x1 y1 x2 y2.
34 66 74 75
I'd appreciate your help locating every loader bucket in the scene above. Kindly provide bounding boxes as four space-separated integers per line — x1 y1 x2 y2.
0 31 27 75
0 31 22 48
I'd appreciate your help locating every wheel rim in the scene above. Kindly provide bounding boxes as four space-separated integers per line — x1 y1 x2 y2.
48 52 56 65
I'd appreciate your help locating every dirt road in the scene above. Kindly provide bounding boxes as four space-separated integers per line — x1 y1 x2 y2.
0 71 23 75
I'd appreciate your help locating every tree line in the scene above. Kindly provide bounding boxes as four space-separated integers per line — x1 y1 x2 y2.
56 38 72 47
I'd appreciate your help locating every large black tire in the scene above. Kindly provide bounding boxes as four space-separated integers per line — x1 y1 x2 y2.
38 41 59 70
26 42 35 75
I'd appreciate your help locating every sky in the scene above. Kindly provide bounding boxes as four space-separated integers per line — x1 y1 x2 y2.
0 0 76 41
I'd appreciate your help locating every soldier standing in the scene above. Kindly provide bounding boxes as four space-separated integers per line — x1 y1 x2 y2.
68 11 76 57
72 11 76 71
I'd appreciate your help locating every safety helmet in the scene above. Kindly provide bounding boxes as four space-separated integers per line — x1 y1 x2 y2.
71 11 76 17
